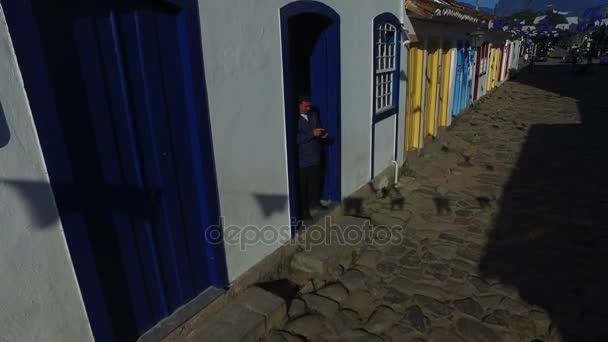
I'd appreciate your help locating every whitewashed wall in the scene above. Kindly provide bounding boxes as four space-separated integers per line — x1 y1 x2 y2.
0 6 93 342
197 0 410 281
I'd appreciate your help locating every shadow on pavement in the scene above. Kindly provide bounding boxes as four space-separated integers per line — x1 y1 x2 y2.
480 64 608 341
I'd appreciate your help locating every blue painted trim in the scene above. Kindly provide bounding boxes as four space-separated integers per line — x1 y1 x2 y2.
371 13 402 177
182 5 229 290
280 1 341 233
452 41 463 116
372 107 399 124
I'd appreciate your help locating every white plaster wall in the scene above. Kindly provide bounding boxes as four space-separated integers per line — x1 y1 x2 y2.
197 0 408 281
0 6 93 342
373 116 397 177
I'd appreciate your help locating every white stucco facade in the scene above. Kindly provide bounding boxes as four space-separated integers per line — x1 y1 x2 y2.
0 6 93 342
197 0 411 281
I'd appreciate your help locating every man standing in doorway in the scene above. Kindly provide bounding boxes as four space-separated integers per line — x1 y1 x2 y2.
297 96 328 220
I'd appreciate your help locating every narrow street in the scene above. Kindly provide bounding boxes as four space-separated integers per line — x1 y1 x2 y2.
268 62 608 342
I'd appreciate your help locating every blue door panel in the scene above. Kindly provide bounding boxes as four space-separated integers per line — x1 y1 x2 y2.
460 45 469 112
72 16 162 332
122 11 198 312
155 11 222 290
326 23 341 201
468 49 476 105
452 41 463 116
311 25 340 202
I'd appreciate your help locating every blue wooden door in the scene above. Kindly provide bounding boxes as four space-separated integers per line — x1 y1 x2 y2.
468 48 476 105
460 45 470 112
452 41 463 116
1 0 226 340
310 23 340 202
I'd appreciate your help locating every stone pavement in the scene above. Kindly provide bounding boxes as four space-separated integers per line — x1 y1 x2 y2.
265 62 608 342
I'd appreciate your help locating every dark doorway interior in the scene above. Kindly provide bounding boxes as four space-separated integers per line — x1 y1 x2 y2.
285 13 340 223
289 14 331 100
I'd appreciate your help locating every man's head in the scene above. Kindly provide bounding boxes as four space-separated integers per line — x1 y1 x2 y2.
298 96 312 115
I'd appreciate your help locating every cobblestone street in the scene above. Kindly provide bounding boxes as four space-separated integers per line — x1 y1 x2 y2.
266 62 608 342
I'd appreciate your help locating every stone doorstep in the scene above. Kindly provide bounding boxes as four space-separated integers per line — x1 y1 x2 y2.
290 216 372 283
185 287 287 342
166 163 398 341
183 213 374 342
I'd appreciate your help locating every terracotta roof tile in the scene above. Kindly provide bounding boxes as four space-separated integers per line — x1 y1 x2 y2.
405 0 493 24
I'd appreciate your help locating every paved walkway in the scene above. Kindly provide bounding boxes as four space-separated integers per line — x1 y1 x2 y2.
265 62 608 342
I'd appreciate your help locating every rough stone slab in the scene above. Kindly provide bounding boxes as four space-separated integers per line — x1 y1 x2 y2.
335 329 384 342
428 327 466 342
301 294 339 318
340 269 366 292
456 317 502 342
355 249 381 269
288 298 307 319
413 294 453 318
291 250 328 277
185 287 286 342
284 314 337 339
499 296 529 316
234 287 287 331
341 290 377 320
365 305 400 334
317 283 349 303
263 332 288 342
185 304 265 342
290 217 371 279
454 297 485 319
402 305 430 333
332 309 363 331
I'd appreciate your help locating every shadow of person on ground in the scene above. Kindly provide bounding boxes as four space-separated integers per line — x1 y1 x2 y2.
480 64 608 341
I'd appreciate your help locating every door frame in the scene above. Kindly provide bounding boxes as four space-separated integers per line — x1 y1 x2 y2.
371 12 402 177
405 43 424 150
1 1 227 340
452 41 463 116
473 46 481 101
280 1 341 229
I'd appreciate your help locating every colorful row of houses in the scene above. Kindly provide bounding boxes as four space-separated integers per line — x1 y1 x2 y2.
403 0 521 151
0 0 522 341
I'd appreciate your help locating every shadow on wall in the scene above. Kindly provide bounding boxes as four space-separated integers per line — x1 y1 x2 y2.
0 100 10 148
1 180 165 229
253 194 289 218
479 64 608 341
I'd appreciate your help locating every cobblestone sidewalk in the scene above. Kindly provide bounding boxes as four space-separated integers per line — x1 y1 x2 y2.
265 63 608 342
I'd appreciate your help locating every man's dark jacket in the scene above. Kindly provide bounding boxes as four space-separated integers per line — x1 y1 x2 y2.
297 112 323 168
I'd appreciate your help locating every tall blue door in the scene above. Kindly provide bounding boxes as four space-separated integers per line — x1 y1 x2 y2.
452 41 463 116
460 45 470 112
310 23 340 202
2 0 226 340
467 48 476 106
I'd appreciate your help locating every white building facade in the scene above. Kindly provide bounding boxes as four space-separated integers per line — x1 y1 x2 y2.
0 0 412 341
198 0 413 282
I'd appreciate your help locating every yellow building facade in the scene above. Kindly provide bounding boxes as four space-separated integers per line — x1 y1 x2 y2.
438 47 452 127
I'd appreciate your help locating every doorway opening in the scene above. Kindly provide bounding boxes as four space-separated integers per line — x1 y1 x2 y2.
281 2 341 226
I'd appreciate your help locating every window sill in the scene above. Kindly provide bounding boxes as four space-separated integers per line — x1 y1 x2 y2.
373 107 398 124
